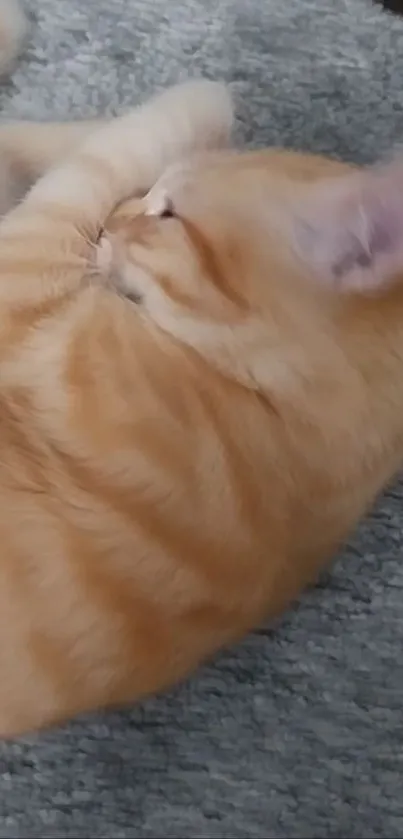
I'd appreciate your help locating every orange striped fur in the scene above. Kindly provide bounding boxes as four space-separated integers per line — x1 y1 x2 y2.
0 82 403 737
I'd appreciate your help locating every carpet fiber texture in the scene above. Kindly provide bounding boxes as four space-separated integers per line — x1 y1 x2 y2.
0 1 403 837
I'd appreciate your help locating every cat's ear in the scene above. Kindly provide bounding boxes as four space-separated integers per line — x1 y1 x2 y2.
292 161 403 293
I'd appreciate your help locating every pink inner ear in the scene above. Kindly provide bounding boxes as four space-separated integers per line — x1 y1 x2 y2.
294 162 403 293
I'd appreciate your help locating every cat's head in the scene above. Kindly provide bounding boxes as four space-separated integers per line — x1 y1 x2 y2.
97 150 403 388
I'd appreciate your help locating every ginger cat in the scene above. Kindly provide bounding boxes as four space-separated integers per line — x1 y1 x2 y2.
0 79 402 738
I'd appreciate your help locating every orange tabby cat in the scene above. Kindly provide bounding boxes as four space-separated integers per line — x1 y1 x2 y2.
0 79 403 739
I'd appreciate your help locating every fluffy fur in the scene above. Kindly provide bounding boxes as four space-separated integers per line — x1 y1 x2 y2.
0 117 107 213
0 80 403 738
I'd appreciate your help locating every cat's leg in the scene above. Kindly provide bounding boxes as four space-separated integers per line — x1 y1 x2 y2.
0 120 107 213
0 80 232 307
0 0 28 77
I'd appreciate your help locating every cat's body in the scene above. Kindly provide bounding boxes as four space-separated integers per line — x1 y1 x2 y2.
0 78 402 737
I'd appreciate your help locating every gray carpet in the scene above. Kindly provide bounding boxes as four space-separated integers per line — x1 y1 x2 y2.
0 0 403 836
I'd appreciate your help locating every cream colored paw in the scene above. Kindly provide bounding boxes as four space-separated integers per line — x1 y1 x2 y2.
0 0 29 75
